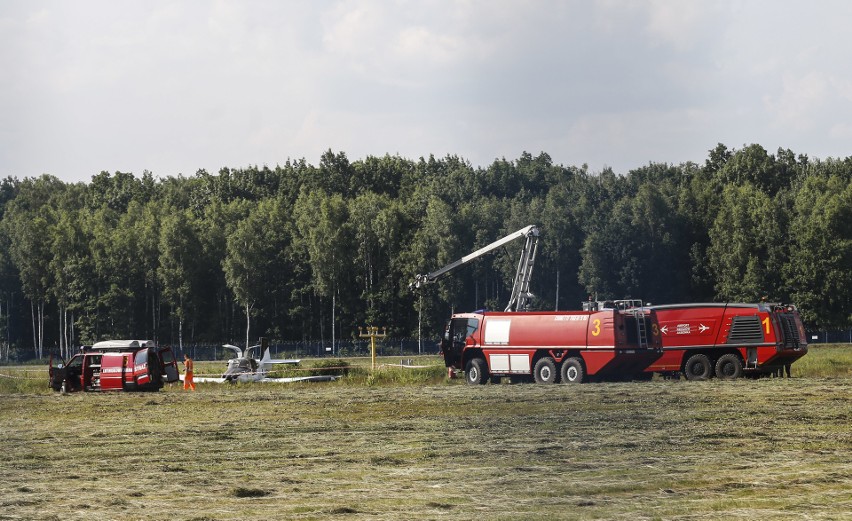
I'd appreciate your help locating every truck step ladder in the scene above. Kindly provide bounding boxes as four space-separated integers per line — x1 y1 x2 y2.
633 307 649 349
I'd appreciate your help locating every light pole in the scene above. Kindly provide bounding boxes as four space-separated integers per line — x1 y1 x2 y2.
359 326 387 370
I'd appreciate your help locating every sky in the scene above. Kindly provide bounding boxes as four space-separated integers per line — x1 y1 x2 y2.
2 0 852 184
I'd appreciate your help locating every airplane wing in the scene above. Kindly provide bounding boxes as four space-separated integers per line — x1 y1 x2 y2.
192 377 228 384
258 375 338 383
179 373 334 384
179 374 227 384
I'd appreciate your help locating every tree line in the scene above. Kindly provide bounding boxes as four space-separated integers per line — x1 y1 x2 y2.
0 144 850 360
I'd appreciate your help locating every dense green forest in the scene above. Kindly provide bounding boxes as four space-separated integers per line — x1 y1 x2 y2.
1 143 850 360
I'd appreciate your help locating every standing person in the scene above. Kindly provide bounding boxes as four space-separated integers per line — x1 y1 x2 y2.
784 362 792 378
183 354 196 391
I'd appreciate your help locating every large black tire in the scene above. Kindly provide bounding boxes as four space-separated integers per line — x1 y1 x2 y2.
715 353 744 380
683 354 712 381
560 357 585 384
465 358 489 385
533 357 558 384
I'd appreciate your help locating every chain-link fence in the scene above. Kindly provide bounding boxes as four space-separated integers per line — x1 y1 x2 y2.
8 330 849 364
1 338 442 364
167 338 442 361
805 331 852 344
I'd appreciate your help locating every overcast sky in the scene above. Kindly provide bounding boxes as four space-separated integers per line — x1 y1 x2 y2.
2 1 851 184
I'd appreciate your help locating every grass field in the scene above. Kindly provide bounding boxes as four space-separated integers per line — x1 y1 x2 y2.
1 346 851 520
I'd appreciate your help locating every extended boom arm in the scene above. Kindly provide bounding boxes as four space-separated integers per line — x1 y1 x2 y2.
410 225 540 312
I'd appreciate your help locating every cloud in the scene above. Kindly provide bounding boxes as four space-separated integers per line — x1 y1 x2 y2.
763 71 829 129
828 123 852 140
643 0 719 51
2 0 852 182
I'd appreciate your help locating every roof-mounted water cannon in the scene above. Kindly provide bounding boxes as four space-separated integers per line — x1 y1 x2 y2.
408 225 540 312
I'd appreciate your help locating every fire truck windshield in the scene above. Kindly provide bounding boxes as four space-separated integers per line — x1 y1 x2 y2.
448 318 479 344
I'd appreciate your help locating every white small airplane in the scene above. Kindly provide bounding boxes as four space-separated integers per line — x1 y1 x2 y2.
182 343 337 384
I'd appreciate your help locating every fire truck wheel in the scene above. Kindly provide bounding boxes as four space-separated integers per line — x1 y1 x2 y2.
683 354 712 381
560 357 585 384
533 357 558 384
465 358 489 385
715 353 743 380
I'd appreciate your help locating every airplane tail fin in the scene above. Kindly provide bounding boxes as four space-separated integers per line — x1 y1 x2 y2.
259 347 272 373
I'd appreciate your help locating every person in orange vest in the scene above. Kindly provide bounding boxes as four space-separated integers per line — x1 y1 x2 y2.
183 354 196 391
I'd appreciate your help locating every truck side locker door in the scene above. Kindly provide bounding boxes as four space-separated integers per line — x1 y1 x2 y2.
122 353 130 390
98 354 120 390
125 353 138 390
121 354 136 390
101 353 127 391
48 354 67 391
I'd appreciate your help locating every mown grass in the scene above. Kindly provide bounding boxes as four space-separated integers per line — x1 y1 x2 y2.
0 367 49 394
2 377 851 520
3 344 849 392
194 355 449 387
0 347 850 520
792 343 852 378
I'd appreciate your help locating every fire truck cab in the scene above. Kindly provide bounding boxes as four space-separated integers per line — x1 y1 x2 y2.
442 300 663 384
646 303 808 380
49 340 180 392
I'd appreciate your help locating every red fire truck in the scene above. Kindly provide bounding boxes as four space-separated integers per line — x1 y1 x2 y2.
49 340 180 392
645 303 808 380
411 226 663 384
441 300 663 384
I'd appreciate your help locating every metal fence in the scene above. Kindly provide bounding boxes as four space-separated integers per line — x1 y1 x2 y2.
173 338 441 361
6 331 850 364
0 338 442 364
805 331 852 344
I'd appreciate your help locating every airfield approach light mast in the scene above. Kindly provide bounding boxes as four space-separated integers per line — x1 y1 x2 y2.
359 326 387 370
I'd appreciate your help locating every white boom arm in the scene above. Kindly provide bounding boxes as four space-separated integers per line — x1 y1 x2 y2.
410 225 540 311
